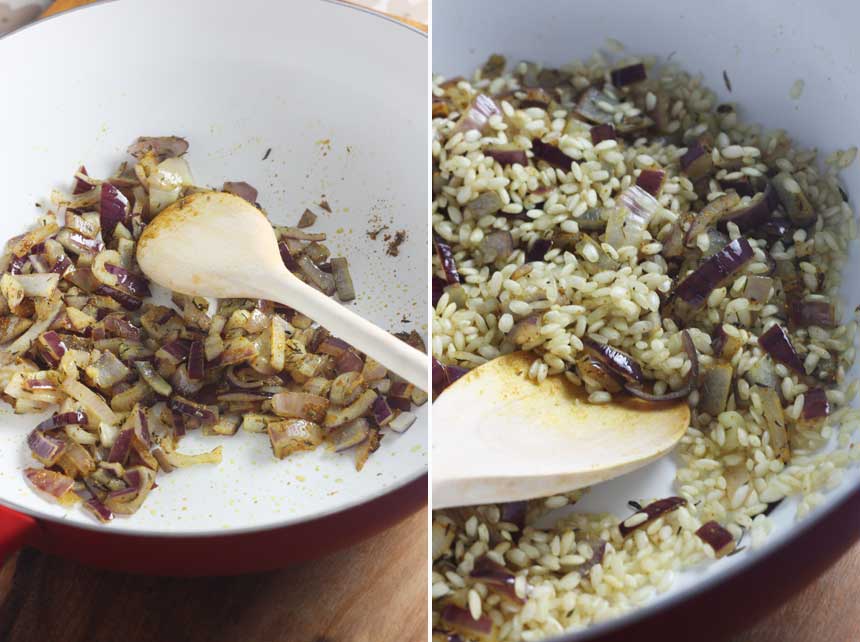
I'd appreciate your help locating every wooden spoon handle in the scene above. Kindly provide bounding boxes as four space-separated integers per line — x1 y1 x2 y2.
259 272 427 389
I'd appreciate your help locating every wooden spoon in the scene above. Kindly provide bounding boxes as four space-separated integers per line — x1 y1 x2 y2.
432 352 690 509
136 191 426 389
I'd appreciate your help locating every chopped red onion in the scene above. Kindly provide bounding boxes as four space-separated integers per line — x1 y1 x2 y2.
95 284 142 310
801 388 830 424
24 467 75 500
187 340 205 380
434 235 460 285
590 124 616 145
674 238 754 308
619 497 686 537
788 300 836 329
611 63 647 86
83 496 114 522
330 257 355 301
719 184 778 232
34 410 87 432
335 349 363 374
73 165 96 194
680 139 713 180
168 396 217 424
27 430 66 466
127 136 188 160
371 396 394 427
470 556 523 604
36 331 67 367
103 263 151 297
758 324 804 375
439 605 493 637
636 168 666 197
99 183 129 241
531 138 574 171
108 429 134 464
695 521 735 558
455 94 501 134
526 238 552 263
278 240 301 273
222 181 258 204
485 145 528 166
582 338 644 384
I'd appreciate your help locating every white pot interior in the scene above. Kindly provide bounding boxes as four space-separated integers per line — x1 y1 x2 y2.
0 0 428 535
433 0 860 636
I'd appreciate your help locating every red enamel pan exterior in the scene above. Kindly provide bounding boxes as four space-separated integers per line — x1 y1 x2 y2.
0 474 425 576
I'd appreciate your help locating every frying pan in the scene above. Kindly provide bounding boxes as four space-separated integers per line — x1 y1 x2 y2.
434 0 860 639
0 0 428 575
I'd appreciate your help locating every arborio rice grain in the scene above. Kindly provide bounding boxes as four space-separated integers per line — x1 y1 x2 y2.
431 49 860 641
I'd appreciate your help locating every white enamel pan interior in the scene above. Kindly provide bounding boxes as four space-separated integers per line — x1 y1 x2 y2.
433 0 860 637
0 0 427 535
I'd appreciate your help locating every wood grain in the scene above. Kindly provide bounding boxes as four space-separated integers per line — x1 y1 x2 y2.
0 508 427 642
732 536 860 642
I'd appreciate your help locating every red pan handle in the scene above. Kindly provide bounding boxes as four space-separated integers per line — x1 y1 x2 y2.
0 505 37 561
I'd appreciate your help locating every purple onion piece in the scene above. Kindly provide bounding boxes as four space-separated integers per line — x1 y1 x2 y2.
432 276 447 306
99 183 129 241
127 136 189 160
788 300 836 329
160 339 190 362
526 238 553 263
34 410 87 432
590 124 616 144
222 181 258 204
187 340 205 380
37 331 67 367
73 165 95 195
104 316 142 341
674 238 754 308
95 284 142 311
582 338 644 384
758 324 804 375
695 521 735 558
136 407 151 446
499 501 527 530
27 430 66 465
485 145 528 167
439 605 493 637
335 350 363 374
434 235 460 285
278 240 300 273
8 255 26 275
619 497 686 537
611 63 647 86
104 263 151 297
371 395 394 426
50 255 72 275
107 429 134 464
718 184 778 232
168 396 217 424
680 140 713 180
636 169 666 197
578 539 608 576
801 388 830 424
318 336 351 358
388 381 413 411
83 496 114 522
470 556 523 604
531 138 574 171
